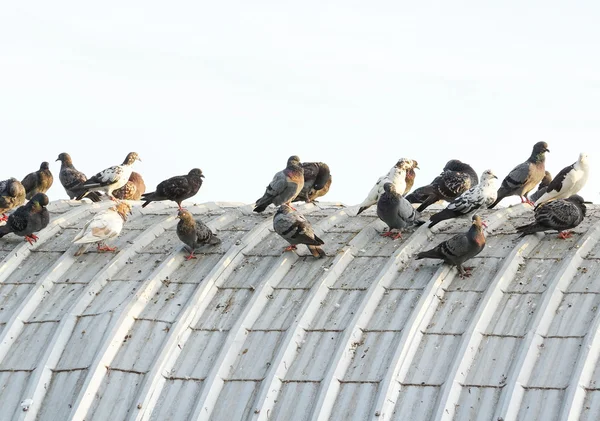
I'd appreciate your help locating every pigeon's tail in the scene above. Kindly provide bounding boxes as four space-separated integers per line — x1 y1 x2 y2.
307 245 326 258
428 209 459 228
253 196 273 213
209 235 221 246
140 192 156 208
356 205 369 215
416 195 438 213
488 188 508 209
86 192 103 203
515 223 545 238
405 185 433 204
415 248 443 260
0 225 11 238
74 244 89 256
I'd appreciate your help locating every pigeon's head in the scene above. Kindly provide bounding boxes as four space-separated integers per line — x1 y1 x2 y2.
578 152 589 166
177 208 194 221
411 160 419 170
123 152 141 165
567 194 590 215
443 159 463 171
113 202 132 219
395 158 415 171
40 162 50 170
188 168 204 179
532 142 550 154
383 182 397 194
481 169 498 182
55 152 72 164
287 156 301 167
471 214 487 230
540 171 553 187
30 193 49 211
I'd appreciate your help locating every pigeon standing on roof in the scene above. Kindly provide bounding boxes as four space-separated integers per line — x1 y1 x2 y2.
176 209 221 260
113 172 146 201
141 168 204 209
356 158 416 215
0 178 26 222
21 162 53 200
428 170 498 228
293 162 332 203
404 161 419 196
72 202 132 256
56 153 101 202
0 193 49 245
254 156 304 213
376 183 422 239
516 195 587 239
416 214 486 278
73 152 141 201
488 142 550 208
273 204 325 258
533 153 590 207
529 171 553 203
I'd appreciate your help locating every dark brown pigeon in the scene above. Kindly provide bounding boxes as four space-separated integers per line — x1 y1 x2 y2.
74 152 141 201
21 162 53 200
415 160 478 212
293 162 332 203
254 156 304 212
529 171 553 203
0 178 26 222
113 172 146 200
516 194 587 239
176 209 220 260
56 152 101 202
142 168 204 209
273 204 325 258
0 193 50 244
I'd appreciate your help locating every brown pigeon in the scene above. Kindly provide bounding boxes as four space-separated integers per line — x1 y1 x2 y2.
0 178 26 222
176 209 221 260
113 172 146 200
254 156 304 212
56 153 101 202
141 168 204 209
21 162 53 200
293 162 332 203
516 194 587 239
0 193 50 244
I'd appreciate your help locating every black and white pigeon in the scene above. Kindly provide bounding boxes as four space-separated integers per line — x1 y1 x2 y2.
273 204 325 258
529 171 553 203
0 178 26 222
428 169 498 228
74 152 141 201
488 141 550 208
56 152 101 202
376 182 422 240
416 214 486 278
142 168 204 209
21 162 53 200
516 194 587 239
0 193 49 245
356 158 417 215
293 162 332 203
176 209 221 260
113 172 146 201
534 152 590 207
254 156 305 213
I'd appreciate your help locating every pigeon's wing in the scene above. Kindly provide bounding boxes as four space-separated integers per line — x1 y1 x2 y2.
500 162 532 192
437 171 471 198
447 187 483 213
536 200 582 229
397 196 420 222
8 207 30 233
533 164 575 205
195 220 215 243
73 211 123 244
85 166 124 187
157 176 192 199
61 167 88 190
0 179 9 195
20 173 37 194
545 164 574 195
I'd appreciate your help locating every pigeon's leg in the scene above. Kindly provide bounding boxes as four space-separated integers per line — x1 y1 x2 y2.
392 231 403 240
0 214 7 222
29 234 39 241
185 251 197 260
457 265 473 278
24 235 36 245
283 245 297 252
381 230 395 237
97 242 117 252
558 231 574 239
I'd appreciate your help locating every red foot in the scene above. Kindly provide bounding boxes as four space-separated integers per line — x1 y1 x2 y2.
185 252 197 260
24 235 37 245
0 214 7 222
30 234 39 241
381 231 402 239
381 231 394 237
392 231 403 240
558 231 573 239
283 245 297 252
458 266 474 278
97 244 117 252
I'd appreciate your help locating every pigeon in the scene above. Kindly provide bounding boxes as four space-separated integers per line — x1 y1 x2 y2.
56 152 102 202
293 162 332 203
74 152 141 201
356 158 417 215
404 161 419 195
113 172 146 200
534 153 590 207
141 168 204 209
405 185 432 204
0 193 49 244
273 204 325 258
254 156 305 213
376 182 422 239
72 202 132 256
176 209 221 260
21 162 53 200
428 169 498 228
488 142 550 208
516 195 587 239
0 178 26 222
416 214 486 278
529 171 553 203
415 160 478 212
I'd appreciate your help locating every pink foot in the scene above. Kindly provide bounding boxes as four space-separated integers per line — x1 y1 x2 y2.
558 231 573 239
283 245 298 252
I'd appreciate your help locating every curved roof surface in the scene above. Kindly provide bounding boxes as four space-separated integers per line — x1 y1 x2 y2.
1 199 600 421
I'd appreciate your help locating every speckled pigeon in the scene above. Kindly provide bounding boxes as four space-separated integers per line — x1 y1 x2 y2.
529 171 553 203
254 156 304 213
376 182 422 239
113 172 146 200
56 153 101 202
415 160 478 212
534 153 589 207
416 214 486 277
0 178 26 222
488 142 549 208
21 162 53 200
176 209 221 260
517 195 587 239
0 193 49 244
73 202 132 255
141 168 204 209
293 162 332 203
273 204 325 258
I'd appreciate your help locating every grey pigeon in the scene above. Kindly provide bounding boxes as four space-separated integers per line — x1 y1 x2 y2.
0 193 49 245
0 178 26 222
534 152 590 207
428 169 498 228
488 141 550 208
113 172 146 200
529 171 553 203
376 182 422 239
142 168 204 209
273 204 325 258
416 214 486 277
254 156 304 213
74 152 141 200
516 194 587 239
293 162 332 203
21 162 53 200
176 209 221 260
56 152 101 202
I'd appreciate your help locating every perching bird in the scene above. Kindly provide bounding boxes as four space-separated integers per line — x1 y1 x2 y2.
415 160 478 212
0 193 49 244
516 195 587 239
293 162 332 203
488 141 550 208
529 171 553 203
113 172 146 200
428 169 498 228
176 209 221 260
273 204 325 258
356 158 417 215
72 202 132 256
416 214 486 278
56 152 102 202
405 185 432 204
141 168 204 209
254 156 304 213
21 162 53 200
74 152 141 201
377 182 422 239
534 153 590 207
404 161 419 195
0 178 26 222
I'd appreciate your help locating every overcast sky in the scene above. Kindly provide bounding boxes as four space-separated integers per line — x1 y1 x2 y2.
1 2 599 207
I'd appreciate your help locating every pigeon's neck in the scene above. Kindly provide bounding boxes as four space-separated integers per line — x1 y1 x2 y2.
286 165 303 177
468 225 485 245
528 151 546 164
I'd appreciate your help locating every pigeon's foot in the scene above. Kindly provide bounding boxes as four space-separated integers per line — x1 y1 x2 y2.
381 231 394 237
392 231 403 240
24 235 37 245
109 195 118 202
458 266 474 278
525 199 535 206
0 214 7 222
283 245 297 252
558 231 574 239
97 244 117 252
30 234 39 241
185 252 197 260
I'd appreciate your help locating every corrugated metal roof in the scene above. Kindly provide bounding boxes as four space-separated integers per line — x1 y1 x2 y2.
1 199 600 420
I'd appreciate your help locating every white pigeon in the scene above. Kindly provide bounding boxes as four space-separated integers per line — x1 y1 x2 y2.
534 152 590 207
74 152 141 201
356 158 417 215
73 202 132 256
428 169 499 228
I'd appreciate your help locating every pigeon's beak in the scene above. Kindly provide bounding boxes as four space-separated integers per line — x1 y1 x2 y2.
415 165 420 170
545 148 550 152
137 157 142 162
201 174 205 178
55 157 60 162
584 201 593 204
492 175 498 179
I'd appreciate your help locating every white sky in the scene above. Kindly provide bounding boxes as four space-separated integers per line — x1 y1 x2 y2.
1 2 599 207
